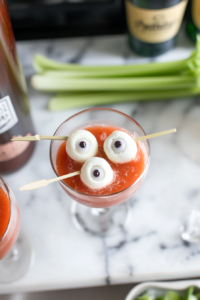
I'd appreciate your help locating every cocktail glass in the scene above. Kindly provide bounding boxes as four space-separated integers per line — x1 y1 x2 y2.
0 176 33 283
50 108 150 236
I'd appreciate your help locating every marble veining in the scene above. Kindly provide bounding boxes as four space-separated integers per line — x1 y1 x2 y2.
0 29 200 294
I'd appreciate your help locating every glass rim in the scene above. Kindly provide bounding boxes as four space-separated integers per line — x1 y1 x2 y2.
50 107 150 198
0 175 12 242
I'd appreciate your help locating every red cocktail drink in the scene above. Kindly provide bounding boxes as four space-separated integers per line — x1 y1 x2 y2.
0 176 33 283
50 108 150 235
0 177 20 260
56 125 146 206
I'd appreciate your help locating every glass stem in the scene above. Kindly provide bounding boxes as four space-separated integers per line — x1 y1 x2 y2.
91 207 110 216
10 245 19 261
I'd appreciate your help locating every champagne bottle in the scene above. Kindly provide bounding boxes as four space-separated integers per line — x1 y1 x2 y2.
0 0 35 173
125 0 188 56
186 0 200 42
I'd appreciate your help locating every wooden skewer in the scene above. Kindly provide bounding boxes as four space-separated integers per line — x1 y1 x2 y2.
134 128 176 142
11 135 68 141
12 128 176 142
19 170 81 191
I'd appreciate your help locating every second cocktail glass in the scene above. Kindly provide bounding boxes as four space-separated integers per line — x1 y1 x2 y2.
0 176 33 283
50 108 150 235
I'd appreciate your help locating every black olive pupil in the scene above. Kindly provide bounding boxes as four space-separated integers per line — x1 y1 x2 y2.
93 169 100 177
114 140 122 148
79 141 86 148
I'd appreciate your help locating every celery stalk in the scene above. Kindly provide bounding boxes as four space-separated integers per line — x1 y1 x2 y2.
48 88 200 111
31 75 196 92
34 55 188 77
39 67 192 78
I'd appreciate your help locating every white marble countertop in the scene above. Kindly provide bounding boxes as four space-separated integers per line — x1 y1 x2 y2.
1 30 200 294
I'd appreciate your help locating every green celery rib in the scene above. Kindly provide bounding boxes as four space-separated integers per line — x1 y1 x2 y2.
34 54 188 77
42 66 187 78
48 89 199 111
31 75 196 92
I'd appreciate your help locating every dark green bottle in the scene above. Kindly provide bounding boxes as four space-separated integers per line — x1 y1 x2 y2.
186 0 200 43
125 0 188 56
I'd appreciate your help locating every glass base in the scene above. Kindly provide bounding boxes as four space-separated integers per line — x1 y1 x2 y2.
71 201 131 236
0 233 34 283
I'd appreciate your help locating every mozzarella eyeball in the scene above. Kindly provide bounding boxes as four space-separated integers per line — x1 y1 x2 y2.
80 157 113 189
103 130 137 163
66 130 98 163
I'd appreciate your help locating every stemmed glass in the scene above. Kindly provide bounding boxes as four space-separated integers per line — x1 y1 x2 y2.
50 108 150 236
0 176 33 283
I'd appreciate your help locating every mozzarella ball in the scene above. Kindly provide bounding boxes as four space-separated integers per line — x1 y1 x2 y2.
80 157 113 189
103 130 137 163
66 129 98 163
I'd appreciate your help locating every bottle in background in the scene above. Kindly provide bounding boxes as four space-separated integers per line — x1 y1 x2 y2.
186 0 200 42
125 0 188 56
0 0 35 173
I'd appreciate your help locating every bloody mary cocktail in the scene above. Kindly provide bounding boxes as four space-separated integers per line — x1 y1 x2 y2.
0 176 34 283
50 108 150 209
0 176 20 260
50 108 150 235
56 125 146 196
0 187 10 240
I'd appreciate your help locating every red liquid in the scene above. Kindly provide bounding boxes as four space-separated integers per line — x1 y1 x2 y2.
0 187 10 239
56 125 146 195
0 187 20 260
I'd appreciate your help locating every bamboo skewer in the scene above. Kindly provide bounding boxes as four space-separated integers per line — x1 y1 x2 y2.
11 134 68 141
19 170 81 191
134 128 176 142
12 128 176 142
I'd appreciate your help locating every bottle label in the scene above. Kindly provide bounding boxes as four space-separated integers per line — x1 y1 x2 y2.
0 134 31 162
125 1 188 43
0 96 18 134
192 0 200 30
